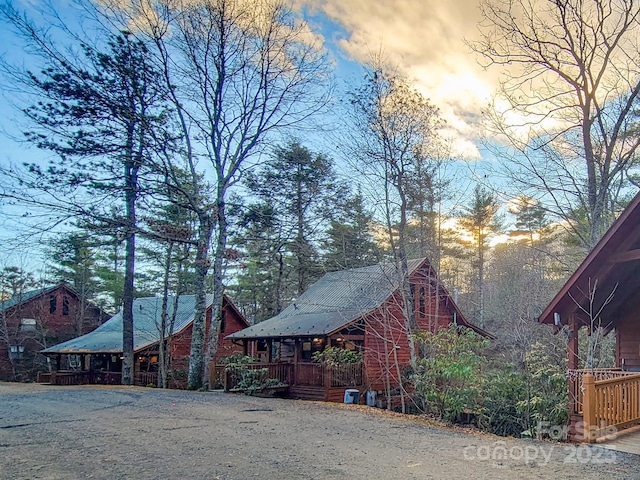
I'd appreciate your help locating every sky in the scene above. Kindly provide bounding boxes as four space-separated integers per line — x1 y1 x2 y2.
0 0 506 269
297 0 496 160
0 0 496 157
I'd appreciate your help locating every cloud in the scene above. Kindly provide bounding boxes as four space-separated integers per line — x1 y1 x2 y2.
301 0 500 160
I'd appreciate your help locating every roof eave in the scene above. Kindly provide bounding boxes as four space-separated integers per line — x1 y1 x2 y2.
538 191 640 326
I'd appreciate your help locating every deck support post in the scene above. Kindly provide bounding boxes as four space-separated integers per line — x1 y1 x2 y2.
582 373 596 443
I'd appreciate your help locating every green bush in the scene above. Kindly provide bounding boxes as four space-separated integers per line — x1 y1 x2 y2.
312 346 362 366
479 364 528 436
411 325 488 421
518 342 568 435
219 353 255 365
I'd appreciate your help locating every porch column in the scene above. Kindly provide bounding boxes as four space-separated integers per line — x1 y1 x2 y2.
568 315 579 370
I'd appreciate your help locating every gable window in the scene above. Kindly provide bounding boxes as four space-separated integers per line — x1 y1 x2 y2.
50 295 57 314
20 318 37 332
62 296 70 316
220 310 227 333
419 286 426 316
9 345 25 360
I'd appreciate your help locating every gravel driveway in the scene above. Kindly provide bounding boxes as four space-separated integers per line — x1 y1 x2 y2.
1 383 639 480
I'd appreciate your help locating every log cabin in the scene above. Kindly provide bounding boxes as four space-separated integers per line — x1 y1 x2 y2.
42 294 249 388
0 283 107 382
225 258 492 405
539 191 640 442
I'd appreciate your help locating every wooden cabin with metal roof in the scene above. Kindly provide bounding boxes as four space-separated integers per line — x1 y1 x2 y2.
226 258 491 404
0 283 107 382
42 295 249 388
539 191 640 442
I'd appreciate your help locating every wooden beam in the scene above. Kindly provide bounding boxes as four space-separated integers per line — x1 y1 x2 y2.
568 315 579 370
608 249 640 264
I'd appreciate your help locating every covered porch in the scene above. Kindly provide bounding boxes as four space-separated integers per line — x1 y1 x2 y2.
39 350 162 387
539 192 640 442
222 326 366 402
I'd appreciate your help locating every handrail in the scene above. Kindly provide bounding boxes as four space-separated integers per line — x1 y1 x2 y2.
568 368 636 415
582 372 640 442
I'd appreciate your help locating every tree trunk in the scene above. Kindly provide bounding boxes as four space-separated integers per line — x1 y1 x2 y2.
158 242 173 388
187 212 214 390
121 160 138 386
204 197 228 389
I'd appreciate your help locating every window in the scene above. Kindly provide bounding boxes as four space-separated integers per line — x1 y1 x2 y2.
9 345 25 360
62 296 70 316
20 318 37 332
49 295 57 314
68 354 81 369
220 310 227 333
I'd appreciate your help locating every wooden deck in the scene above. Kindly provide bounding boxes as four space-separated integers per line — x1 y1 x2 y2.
213 361 364 402
597 425 640 456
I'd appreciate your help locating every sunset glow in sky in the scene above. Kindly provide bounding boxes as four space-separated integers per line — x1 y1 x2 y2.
297 0 496 159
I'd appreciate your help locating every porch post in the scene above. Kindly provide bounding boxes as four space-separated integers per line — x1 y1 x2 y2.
582 373 596 443
568 315 579 370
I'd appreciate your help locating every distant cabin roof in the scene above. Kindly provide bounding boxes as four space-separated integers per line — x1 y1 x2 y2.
228 259 490 339
0 285 57 312
42 295 214 354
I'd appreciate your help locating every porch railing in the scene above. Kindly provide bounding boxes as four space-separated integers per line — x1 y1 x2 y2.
330 363 364 387
568 368 636 415
582 372 640 442
295 363 325 386
219 363 295 390
48 370 151 386
135 371 158 387
215 361 364 391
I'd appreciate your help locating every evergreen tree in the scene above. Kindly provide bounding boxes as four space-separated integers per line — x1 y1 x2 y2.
322 194 384 271
243 142 347 295
15 30 170 385
458 186 502 328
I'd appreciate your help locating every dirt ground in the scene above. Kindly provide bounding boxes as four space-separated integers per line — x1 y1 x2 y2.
1 383 639 480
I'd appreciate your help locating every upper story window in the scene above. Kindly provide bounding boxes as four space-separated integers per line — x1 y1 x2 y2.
62 296 70 316
9 345 25 359
20 318 37 332
220 310 227 333
50 295 57 314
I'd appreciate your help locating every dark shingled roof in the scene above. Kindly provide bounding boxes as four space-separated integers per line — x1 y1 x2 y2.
43 295 213 354
228 259 429 340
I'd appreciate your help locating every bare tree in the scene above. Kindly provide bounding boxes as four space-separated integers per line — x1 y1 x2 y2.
345 65 443 368
569 277 617 369
109 0 333 389
473 0 640 248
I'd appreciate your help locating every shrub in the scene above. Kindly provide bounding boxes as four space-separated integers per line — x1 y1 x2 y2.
411 325 488 421
479 364 528 436
312 347 362 366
